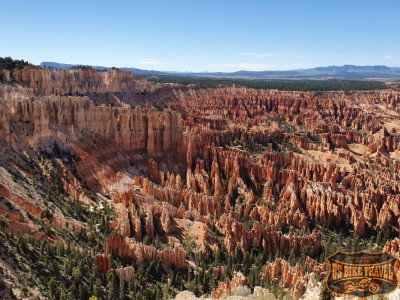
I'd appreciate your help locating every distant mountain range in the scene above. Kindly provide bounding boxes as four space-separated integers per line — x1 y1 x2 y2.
40 62 400 81
40 62 169 76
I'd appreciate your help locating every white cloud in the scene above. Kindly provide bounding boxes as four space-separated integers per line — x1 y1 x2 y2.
238 52 277 58
136 59 169 65
257 53 277 57
384 55 393 60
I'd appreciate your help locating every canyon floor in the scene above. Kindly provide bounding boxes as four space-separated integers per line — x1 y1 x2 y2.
0 67 400 299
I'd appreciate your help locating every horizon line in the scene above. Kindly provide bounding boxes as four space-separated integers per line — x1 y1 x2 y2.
37 61 400 74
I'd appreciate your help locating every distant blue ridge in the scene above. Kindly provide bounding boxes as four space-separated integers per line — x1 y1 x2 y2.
40 62 400 80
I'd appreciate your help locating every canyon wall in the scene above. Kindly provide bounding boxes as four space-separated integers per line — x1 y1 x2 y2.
0 83 183 156
1 68 400 299
0 68 152 96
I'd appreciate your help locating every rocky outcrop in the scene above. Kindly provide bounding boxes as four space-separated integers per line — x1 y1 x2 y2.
105 234 185 271
113 190 143 241
171 86 400 130
384 238 400 275
94 254 111 275
211 272 248 299
264 258 326 299
385 238 400 258
115 266 135 283
0 94 184 157
160 209 171 234
0 79 187 196
114 203 131 237
0 69 153 97
94 254 134 282
265 258 307 298
217 213 321 255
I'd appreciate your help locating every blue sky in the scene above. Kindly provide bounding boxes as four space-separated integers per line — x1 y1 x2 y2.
1 0 399 72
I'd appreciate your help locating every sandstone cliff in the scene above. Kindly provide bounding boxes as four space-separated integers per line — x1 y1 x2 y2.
1 68 400 299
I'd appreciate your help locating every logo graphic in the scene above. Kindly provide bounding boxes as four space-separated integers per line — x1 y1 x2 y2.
326 250 399 299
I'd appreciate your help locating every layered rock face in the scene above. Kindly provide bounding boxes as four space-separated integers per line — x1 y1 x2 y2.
210 272 248 299
1 68 400 299
94 254 134 283
105 234 185 271
0 70 186 196
264 258 327 299
168 86 400 238
0 68 161 99
385 238 400 276
94 254 111 275
0 87 183 156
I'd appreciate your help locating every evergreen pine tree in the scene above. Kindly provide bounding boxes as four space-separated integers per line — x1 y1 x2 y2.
119 278 125 300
